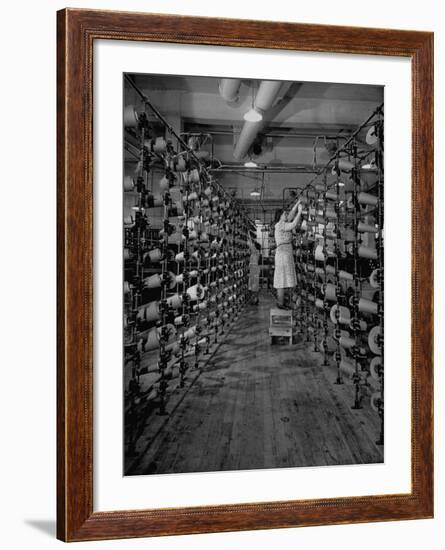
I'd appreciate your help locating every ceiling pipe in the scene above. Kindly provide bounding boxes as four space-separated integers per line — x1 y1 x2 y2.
254 81 283 111
219 79 242 103
233 81 283 160
233 119 265 161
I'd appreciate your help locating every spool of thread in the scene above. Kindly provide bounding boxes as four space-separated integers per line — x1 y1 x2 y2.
369 269 381 288
338 158 354 172
370 356 382 380
358 298 378 315
123 281 131 295
168 201 184 218
339 357 356 378
193 300 208 312
159 324 176 345
339 270 353 281
175 251 185 263
357 192 378 206
187 168 200 184
186 284 205 301
325 190 339 201
339 334 355 349
141 327 159 351
167 233 185 245
123 212 135 226
322 283 337 301
315 298 324 309
349 318 367 331
140 324 175 352
358 245 378 260
183 191 199 202
146 194 164 208
137 300 161 323
123 248 132 261
195 150 209 160
174 314 188 326
314 245 335 262
183 326 197 340
341 228 354 243
153 136 167 153
368 325 382 355
159 176 170 193
165 341 179 354
143 273 162 289
370 391 382 412
170 156 186 172
314 245 324 261
145 248 163 263
123 105 139 128
167 271 178 290
330 305 351 325
360 169 378 190
166 293 182 309
366 125 378 145
358 221 378 234
124 175 136 192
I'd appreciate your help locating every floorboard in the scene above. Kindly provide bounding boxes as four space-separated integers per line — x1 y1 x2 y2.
128 292 383 475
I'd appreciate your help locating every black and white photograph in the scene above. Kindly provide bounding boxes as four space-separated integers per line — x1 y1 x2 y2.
123 73 384 476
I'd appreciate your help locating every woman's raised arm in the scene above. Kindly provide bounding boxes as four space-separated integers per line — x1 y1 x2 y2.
283 201 303 231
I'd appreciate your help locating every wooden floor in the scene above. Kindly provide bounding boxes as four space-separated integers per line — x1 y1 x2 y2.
128 292 383 475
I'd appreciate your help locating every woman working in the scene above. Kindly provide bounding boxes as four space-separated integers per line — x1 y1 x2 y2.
273 200 303 309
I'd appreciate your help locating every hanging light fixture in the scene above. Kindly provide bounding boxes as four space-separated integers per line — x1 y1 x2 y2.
250 172 265 197
244 159 258 168
243 108 263 122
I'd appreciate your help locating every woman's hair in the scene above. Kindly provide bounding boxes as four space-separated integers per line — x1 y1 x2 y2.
274 208 285 224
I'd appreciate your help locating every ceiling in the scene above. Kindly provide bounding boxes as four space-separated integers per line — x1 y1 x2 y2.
125 74 383 222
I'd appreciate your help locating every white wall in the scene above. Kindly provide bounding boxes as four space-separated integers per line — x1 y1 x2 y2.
1 1 442 549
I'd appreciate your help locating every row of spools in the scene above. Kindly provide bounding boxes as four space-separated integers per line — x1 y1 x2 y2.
289 113 384 444
123 103 252 451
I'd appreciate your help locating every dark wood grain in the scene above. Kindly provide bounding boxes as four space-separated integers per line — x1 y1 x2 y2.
57 8 434 542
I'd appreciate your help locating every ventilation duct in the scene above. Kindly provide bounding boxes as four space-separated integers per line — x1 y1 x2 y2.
233 80 283 160
219 79 242 103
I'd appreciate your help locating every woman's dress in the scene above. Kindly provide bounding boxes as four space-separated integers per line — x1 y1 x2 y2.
248 241 260 292
273 220 297 289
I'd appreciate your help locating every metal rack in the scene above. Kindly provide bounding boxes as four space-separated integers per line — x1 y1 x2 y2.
123 80 251 454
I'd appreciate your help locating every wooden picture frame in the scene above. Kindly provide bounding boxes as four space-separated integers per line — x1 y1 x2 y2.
57 8 434 542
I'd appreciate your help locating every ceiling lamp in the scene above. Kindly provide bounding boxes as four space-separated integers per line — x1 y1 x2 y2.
250 188 261 197
244 160 258 168
243 108 263 122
